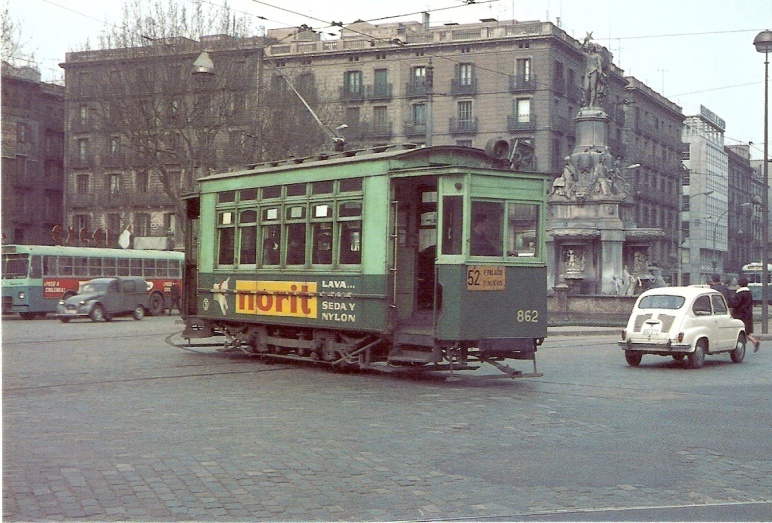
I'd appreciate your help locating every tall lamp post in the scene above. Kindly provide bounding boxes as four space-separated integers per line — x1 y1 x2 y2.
754 30 772 334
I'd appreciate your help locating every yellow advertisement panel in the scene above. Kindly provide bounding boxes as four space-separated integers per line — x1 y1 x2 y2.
235 280 318 318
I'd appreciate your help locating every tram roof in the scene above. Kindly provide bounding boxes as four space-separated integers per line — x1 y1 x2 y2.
198 144 527 183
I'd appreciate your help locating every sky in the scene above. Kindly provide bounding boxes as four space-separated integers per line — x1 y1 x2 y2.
6 0 772 160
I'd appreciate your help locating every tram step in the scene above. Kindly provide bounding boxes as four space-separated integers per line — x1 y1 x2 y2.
388 347 442 364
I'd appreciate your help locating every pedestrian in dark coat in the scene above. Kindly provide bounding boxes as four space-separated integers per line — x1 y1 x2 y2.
733 276 760 352
710 273 731 304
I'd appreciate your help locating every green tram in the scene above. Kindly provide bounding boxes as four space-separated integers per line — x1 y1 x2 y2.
181 144 551 377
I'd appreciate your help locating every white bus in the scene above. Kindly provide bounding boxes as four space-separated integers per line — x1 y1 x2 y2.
740 262 772 304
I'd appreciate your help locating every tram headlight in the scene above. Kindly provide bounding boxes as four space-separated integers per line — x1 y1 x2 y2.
18 292 25 300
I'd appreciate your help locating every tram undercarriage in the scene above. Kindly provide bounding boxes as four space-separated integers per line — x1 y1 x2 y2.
179 318 543 378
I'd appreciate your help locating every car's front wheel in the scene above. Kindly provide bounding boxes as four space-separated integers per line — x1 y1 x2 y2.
625 350 642 366
132 305 145 321
90 304 105 322
730 333 746 364
689 340 706 369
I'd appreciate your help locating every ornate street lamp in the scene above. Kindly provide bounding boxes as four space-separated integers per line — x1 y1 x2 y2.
754 29 772 333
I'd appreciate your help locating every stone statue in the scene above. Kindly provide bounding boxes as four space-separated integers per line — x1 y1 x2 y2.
580 32 609 108
551 156 577 198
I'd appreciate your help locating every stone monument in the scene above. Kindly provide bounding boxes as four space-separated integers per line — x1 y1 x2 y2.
546 33 664 295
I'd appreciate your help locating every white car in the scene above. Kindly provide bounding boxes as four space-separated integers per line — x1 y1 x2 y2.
619 285 747 369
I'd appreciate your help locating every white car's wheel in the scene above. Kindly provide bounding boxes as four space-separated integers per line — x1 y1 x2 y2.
689 340 706 369
625 350 642 366
730 334 746 364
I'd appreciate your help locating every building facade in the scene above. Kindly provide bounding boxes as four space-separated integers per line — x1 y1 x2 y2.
59 15 699 292
1 62 65 244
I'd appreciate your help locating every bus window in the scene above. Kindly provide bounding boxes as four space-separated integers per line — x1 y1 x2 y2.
117 258 130 276
74 257 88 276
103 258 117 276
43 255 57 276
130 258 142 276
60 256 73 276
88 257 103 276
169 259 181 278
156 259 168 277
144 259 156 277
3 254 29 278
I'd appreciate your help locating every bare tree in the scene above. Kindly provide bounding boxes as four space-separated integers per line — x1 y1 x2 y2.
1 0 34 66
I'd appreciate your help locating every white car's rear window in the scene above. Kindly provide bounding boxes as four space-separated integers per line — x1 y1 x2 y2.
638 295 686 310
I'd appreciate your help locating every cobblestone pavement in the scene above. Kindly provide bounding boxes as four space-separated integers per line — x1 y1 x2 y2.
3 317 771 521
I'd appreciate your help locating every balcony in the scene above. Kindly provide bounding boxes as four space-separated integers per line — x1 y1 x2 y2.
101 152 126 168
339 86 364 102
69 154 93 169
364 121 393 140
509 75 537 92
365 84 392 102
403 120 426 137
449 117 478 134
450 77 478 96
406 80 428 98
508 113 536 132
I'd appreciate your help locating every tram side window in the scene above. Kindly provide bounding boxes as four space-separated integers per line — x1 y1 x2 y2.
217 211 235 266
470 201 503 257
506 203 539 257
338 201 362 265
30 255 42 278
261 207 281 266
312 203 333 265
285 205 307 265
441 196 463 255
239 210 258 265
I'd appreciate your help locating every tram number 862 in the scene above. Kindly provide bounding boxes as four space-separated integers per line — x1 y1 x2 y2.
516 309 539 323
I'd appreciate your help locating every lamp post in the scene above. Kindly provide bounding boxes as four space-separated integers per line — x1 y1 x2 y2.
754 29 772 334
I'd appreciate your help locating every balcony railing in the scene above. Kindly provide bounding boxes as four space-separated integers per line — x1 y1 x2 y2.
69 154 93 169
449 117 478 134
364 121 393 140
450 77 478 96
508 113 536 132
365 84 392 101
339 86 364 102
509 75 537 92
405 80 428 98
403 121 426 136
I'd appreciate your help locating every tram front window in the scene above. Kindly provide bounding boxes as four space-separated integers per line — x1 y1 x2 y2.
470 201 503 257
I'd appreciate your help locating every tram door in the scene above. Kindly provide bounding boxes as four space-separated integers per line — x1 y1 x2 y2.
392 178 438 324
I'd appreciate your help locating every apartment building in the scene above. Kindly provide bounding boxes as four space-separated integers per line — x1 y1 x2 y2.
1 62 65 244
60 14 686 271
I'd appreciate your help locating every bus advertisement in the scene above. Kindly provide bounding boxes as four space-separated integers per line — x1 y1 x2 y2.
2 245 183 319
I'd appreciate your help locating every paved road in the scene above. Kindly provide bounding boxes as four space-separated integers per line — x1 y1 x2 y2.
2 316 771 521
